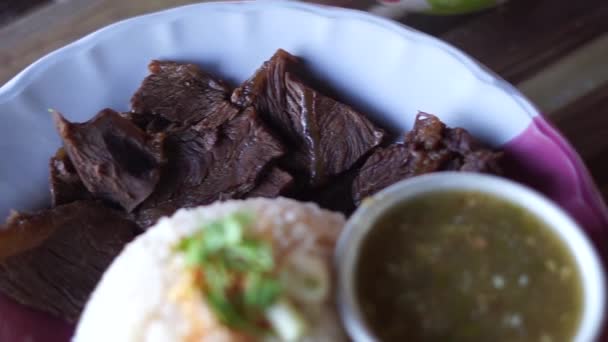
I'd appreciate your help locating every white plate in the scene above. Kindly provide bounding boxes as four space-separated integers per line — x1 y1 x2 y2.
0 0 536 218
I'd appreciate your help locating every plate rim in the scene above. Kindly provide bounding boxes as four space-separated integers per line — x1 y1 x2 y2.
0 0 539 121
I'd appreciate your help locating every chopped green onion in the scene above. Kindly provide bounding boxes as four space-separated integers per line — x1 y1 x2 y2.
176 212 306 338
244 272 282 309
228 239 274 271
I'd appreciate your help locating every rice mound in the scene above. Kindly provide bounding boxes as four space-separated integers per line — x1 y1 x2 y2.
73 197 346 342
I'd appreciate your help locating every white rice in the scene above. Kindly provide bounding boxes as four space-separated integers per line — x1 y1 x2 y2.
73 198 346 342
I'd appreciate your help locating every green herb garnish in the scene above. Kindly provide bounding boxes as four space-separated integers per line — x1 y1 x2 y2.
177 213 282 335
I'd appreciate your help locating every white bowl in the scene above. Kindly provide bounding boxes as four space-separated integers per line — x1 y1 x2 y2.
336 172 606 342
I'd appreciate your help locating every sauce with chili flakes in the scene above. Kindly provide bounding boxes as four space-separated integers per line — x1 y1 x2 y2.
355 191 583 342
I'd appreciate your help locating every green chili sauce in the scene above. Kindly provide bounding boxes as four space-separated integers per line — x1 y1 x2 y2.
356 191 583 342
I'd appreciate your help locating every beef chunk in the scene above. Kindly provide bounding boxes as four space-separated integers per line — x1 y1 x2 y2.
301 167 359 216
461 151 503 172
131 60 238 129
49 147 90 206
134 107 285 228
352 144 421 204
353 113 502 203
118 111 174 134
53 109 165 212
247 167 293 198
231 49 385 186
0 201 138 322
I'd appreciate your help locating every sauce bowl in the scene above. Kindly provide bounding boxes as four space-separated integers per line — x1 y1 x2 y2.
336 172 606 341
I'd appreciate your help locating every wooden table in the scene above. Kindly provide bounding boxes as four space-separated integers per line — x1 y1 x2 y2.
2 0 607 200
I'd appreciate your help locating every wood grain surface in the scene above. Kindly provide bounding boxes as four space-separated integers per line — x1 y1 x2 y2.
0 0 49 26
1 0 607 199
438 0 608 84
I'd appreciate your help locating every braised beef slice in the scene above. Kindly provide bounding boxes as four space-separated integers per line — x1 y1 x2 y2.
299 167 359 216
134 107 285 228
231 49 385 186
0 201 138 322
352 113 502 203
352 144 422 204
118 111 174 134
53 109 165 212
461 151 503 172
131 60 238 129
49 147 91 206
247 167 293 198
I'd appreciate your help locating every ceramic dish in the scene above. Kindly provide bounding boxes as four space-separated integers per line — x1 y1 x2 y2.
0 1 606 340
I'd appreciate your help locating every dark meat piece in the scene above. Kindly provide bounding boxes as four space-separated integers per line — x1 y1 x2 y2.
231 49 299 109
406 112 444 148
231 49 385 186
0 201 138 322
353 113 502 203
49 147 90 206
131 60 238 129
53 109 165 212
247 167 293 198
134 107 285 228
299 167 359 216
118 111 174 134
352 144 426 204
461 151 503 172
444 127 481 154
